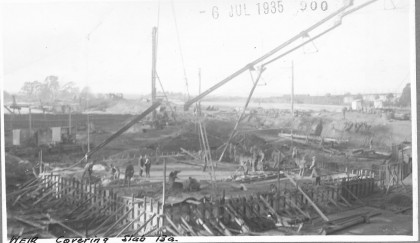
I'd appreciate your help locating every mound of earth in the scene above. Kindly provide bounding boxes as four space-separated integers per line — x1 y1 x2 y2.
386 194 412 207
158 120 234 152
5 153 35 190
402 173 412 185
106 99 151 114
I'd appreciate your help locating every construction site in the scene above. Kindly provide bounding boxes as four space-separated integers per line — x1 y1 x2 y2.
3 0 414 240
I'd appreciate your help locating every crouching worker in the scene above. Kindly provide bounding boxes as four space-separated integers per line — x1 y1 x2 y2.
125 162 134 187
110 164 120 180
187 177 200 192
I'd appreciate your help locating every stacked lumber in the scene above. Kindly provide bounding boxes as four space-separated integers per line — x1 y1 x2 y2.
228 171 282 183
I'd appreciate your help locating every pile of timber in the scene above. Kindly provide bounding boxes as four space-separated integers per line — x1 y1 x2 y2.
7 175 165 238
278 133 347 155
321 211 381 235
351 149 391 160
173 197 299 236
278 133 348 145
6 177 86 238
227 171 281 183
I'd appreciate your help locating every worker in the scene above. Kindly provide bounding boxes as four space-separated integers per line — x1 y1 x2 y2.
110 164 120 180
241 157 249 176
272 150 283 168
298 156 306 177
145 155 152 178
138 154 145 177
244 159 250 175
82 161 94 184
110 164 116 178
309 156 316 171
251 146 258 172
257 148 265 171
187 177 200 191
124 162 134 187
369 137 374 151
292 147 298 159
311 164 321 186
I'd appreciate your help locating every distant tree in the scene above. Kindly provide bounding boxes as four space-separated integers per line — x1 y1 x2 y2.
60 82 80 100
398 83 411 107
19 76 83 104
375 94 380 100
20 81 42 97
3 91 11 101
80 86 93 98
386 93 394 100
325 93 331 97
344 92 351 96
44 76 60 101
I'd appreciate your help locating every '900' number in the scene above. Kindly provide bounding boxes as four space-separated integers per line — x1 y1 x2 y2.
300 1 328 11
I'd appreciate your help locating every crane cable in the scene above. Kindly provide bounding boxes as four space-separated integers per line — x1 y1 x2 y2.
170 0 190 99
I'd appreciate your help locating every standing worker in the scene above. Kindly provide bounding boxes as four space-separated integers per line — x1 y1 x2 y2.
138 154 145 177
311 161 321 186
299 159 305 177
257 148 265 171
145 155 152 178
125 162 134 187
369 137 374 151
309 156 316 171
110 164 116 178
82 160 94 184
251 146 258 172
298 155 307 177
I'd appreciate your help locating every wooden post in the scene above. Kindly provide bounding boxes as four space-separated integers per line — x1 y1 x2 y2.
102 207 134 236
39 150 43 175
151 27 157 122
143 197 147 230
29 108 32 136
69 110 72 136
162 158 166 227
284 172 329 221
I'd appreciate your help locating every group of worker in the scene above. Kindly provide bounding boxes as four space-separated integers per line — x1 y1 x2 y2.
122 154 152 187
138 154 152 178
238 145 267 174
293 147 321 185
236 146 321 185
81 152 153 187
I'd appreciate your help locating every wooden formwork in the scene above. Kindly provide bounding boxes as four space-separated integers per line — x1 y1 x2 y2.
36 171 379 236
166 177 377 230
41 174 163 237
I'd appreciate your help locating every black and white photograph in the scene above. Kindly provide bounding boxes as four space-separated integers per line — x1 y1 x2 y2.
1 0 417 242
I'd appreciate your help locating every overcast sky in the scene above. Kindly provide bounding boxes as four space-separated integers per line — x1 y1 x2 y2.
1 0 414 97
